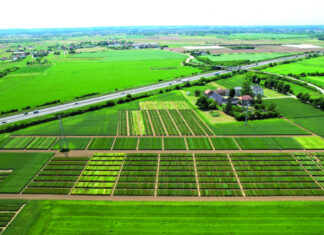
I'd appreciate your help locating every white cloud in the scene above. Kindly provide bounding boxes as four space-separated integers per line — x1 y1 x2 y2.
0 0 323 29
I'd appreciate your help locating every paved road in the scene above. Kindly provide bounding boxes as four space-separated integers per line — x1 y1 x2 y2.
0 52 321 125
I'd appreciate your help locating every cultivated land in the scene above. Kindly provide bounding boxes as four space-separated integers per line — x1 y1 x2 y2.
0 49 200 112
2 201 324 234
1 29 324 233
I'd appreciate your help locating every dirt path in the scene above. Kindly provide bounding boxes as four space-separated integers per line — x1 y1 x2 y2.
110 137 117 151
111 157 125 196
227 154 246 197
156 110 169 136
208 137 215 151
192 154 201 197
233 137 242 150
154 154 160 197
0 194 323 201
173 106 195 136
292 154 323 190
1 204 25 234
85 137 93 150
126 111 130 136
2 149 324 156
136 111 143 136
146 110 156 136
164 105 181 136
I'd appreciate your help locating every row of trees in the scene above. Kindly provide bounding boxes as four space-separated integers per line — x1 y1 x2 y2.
297 93 324 110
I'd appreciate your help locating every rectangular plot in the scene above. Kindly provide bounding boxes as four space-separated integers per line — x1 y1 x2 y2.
163 137 187 150
184 110 214 135
112 138 138 150
1 137 35 149
138 138 162 150
26 137 57 150
244 189 324 196
88 138 115 150
71 188 112 195
235 137 281 150
23 188 70 194
169 110 193 136
210 137 239 150
294 136 324 149
114 189 154 196
148 110 166 136
179 110 206 136
116 183 155 189
141 110 154 136
118 110 128 136
130 110 141 136
159 110 179 136
272 137 304 150
200 190 243 197
50 138 90 150
186 138 212 150
157 189 198 196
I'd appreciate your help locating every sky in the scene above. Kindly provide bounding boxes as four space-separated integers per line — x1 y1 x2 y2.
0 0 324 29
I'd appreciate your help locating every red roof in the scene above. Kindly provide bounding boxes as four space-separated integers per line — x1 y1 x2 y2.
204 89 213 96
239 95 253 101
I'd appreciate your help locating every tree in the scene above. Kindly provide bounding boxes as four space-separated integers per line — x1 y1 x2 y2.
283 84 291 94
267 103 277 112
256 94 263 104
229 88 236 98
224 97 233 114
194 90 201 97
241 81 253 96
196 96 209 109
208 99 218 110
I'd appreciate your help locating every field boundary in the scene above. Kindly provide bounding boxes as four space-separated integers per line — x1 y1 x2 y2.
154 154 160 197
193 154 201 197
111 157 126 196
1 204 25 234
227 153 246 197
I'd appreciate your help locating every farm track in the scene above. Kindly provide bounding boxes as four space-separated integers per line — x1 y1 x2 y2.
227 154 246 197
0 194 323 201
1 149 323 157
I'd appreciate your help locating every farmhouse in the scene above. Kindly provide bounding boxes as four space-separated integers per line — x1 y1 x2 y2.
215 86 263 97
204 89 238 105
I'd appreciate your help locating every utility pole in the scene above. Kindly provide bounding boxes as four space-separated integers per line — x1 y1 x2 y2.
245 103 249 126
58 115 67 151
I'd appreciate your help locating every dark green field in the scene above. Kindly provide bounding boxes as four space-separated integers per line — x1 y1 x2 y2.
4 200 324 235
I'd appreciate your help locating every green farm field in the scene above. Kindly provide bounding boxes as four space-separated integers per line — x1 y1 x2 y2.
5 200 324 234
199 53 293 62
264 98 324 137
264 56 324 75
0 153 52 193
0 49 200 112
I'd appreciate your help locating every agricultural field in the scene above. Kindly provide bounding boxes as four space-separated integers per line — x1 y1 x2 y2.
0 49 200 112
198 53 293 62
13 152 324 197
0 153 53 193
264 98 324 138
5 200 324 234
50 138 90 150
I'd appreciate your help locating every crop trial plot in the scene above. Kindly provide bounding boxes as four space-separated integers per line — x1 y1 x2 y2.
112 138 138 150
87 138 115 150
24 156 89 195
115 153 158 196
71 153 124 195
163 137 187 150
157 153 198 196
196 153 243 196
0 137 35 150
139 101 191 110
138 138 162 150
26 137 57 150
186 138 213 150
0 200 25 233
51 138 91 150
210 137 239 150
235 137 304 150
294 136 324 150
230 153 324 196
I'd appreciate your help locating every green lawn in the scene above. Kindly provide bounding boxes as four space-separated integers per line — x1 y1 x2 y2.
212 119 309 135
50 138 90 150
0 153 52 193
0 49 200 112
5 200 324 234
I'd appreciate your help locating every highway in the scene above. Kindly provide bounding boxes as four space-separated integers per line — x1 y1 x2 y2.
0 52 321 125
